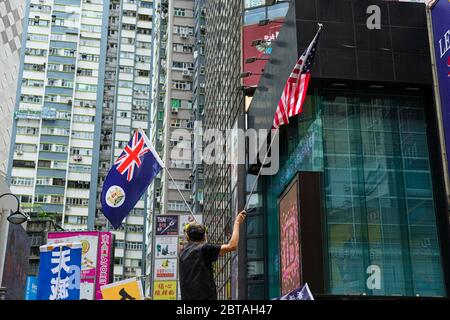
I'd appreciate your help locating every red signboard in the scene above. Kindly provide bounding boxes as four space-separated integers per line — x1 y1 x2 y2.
242 20 284 88
279 177 302 296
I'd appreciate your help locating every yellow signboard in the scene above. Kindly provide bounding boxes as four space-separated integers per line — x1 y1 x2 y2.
153 281 177 300
100 278 144 300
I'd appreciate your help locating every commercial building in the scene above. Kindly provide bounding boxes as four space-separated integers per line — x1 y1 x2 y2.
7 0 154 288
248 0 450 298
202 0 245 300
0 0 26 174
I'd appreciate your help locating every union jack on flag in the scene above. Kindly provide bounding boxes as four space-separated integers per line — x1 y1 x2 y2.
273 25 322 129
102 129 164 228
114 131 151 182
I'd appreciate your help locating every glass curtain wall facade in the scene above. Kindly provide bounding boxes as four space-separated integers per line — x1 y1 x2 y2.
204 0 243 300
265 89 446 297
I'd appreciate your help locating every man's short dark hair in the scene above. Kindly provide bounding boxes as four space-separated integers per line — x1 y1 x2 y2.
186 223 206 242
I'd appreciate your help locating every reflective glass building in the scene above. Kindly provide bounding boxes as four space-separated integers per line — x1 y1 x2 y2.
248 0 450 298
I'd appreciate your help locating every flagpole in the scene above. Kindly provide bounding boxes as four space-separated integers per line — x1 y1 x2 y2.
244 128 279 211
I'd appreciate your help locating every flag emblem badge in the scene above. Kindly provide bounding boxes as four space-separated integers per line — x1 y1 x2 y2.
105 185 126 208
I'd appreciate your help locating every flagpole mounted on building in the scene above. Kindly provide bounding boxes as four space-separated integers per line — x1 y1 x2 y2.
244 23 323 212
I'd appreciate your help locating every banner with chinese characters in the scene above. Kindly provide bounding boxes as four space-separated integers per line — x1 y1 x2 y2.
37 243 82 300
100 278 144 300
153 281 177 300
47 231 113 300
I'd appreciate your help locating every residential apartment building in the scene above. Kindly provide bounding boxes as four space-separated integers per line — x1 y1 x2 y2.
146 0 195 297
0 0 26 174
7 0 154 288
97 0 153 284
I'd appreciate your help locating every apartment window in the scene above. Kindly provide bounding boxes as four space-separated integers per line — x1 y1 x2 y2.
20 95 42 104
120 52 134 59
25 48 47 56
16 127 39 135
34 195 49 203
174 25 194 35
126 242 143 251
119 81 133 89
11 177 34 187
36 177 51 186
122 37 135 45
69 164 91 173
67 180 90 189
50 195 64 204
65 215 88 225
137 28 151 35
168 180 192 191
170 119 182 128
79 53 100 62
73 114 95 122
18 195 32 203
15 144 37 153
81 24 102 33
141 1 152 8
70 148 91 156
28 18 50 27
66 198 89 206
172 81 191 91
24 63 45 72
41 127 70 136
77 68 93 76
72 131 94 139
167 201 190 212
174 8 186 17
27 33 48 42
136 70 150 77
120 66 134 74
38 160 51 168
76 83 97 92
115 241 125 249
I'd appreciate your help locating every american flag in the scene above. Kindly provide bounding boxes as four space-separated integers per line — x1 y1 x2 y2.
273 26 322 129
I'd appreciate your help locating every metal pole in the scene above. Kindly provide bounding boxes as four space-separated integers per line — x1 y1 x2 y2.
244 129 279 211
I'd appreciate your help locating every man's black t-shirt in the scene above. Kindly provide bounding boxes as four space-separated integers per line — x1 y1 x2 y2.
179 242 221 300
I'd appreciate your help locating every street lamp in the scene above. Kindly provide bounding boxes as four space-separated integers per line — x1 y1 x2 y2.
0 193 29 225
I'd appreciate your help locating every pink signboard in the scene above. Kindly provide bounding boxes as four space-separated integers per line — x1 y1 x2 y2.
95 232 113 300
47 231 113 300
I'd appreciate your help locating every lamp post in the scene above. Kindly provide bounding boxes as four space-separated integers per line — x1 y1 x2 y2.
0 193 29 225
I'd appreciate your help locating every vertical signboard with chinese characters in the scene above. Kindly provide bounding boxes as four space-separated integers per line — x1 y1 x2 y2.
95 232 113 300
429 0 450 193
37 243 82 300
153 281 177 300
278 177 302 296
153 215 179 298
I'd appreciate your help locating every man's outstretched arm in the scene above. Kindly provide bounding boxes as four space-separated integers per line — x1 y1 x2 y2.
219 210 246 256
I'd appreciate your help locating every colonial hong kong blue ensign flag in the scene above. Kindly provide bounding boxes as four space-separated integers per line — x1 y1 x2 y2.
102 129 164 228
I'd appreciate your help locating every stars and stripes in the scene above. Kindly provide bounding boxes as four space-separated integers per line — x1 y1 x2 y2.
114 131 151 182
273 25 322 129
